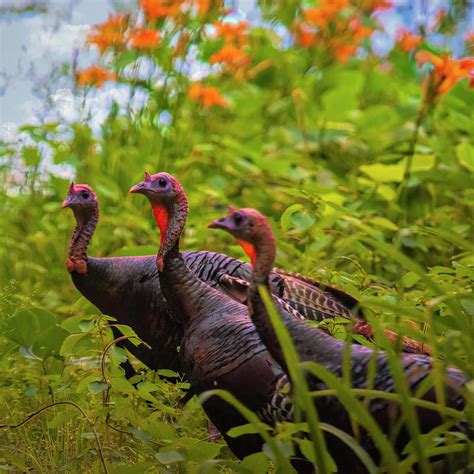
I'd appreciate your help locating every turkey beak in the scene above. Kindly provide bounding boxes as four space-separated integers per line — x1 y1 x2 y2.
61 197 72 209
208 216 232 231
129 181 148 195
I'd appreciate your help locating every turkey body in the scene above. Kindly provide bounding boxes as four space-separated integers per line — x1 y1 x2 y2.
71 251 356 372
211 206 469 473
72 250 404 376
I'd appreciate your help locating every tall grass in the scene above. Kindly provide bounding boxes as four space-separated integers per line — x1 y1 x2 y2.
203 241 472 473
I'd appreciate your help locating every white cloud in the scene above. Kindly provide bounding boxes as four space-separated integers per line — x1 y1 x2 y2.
27 23 90 61
50 88 79 123
0 121 18 143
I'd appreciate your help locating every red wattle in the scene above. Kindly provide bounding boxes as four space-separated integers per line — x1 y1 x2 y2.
152 204 169 248
237 239 257 266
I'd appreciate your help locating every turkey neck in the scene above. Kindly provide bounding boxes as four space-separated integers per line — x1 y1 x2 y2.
247 224 290 371
69 205 99 264
156 196 220 328
248 225 347 375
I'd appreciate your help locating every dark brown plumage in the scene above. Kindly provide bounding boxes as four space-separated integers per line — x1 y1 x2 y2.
130 173 313 468
211 207 469 472
63 184 428 382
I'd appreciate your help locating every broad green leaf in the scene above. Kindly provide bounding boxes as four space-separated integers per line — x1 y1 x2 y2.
59 333 87 356
155 451 185 465
456 141 474 171
322 87 358 121
186 441 222 462
110 376 136 394
88 381 108 395
33 324 68 359
359 163 405 183
238 452 270 474
22 146 41 167
401 272 422 289
60 314 95 333
112 324 142 346
227 423 270 438
410 154 435 172
7 308 40 347
77 375 102 394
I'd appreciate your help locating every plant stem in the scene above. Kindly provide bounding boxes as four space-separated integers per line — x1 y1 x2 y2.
396 103 428 225
0 401 109 474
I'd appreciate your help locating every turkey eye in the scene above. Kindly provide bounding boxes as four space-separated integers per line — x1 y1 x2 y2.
158 177 168 187
233 213 243 225
81 191 89 199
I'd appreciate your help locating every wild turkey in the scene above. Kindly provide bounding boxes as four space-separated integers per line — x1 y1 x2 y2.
129 172 313 468
210 207 469 472
63 184 428 381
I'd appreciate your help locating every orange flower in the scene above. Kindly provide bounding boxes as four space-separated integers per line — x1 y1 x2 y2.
188 83 228 108
351 20 373 42
294 22 317 48
296 2 375 62
397 29 422 52
334 43 358 62
129 28 160 49
304 7 334 28
141 0 182 21
87 14 128 53
77 66 116 88
361 0 392 13
214 20 249 47
210 44 250 68
416 51 474 101
193 0 215 16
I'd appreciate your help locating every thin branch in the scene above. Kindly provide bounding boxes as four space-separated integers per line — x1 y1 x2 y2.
0 401 108 474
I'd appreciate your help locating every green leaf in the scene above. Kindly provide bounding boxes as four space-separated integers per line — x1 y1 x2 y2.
456 141 474 171
22 146 41 167
370 217 399 231
227 423 271 438
112 324 142 346
155 451 185 465
238 452 270 474
131 427 151 444
115 50 138 70
322 87 358 121
88 381 108 395
281 203 313 232
157 369 179 378
78 319 95 332
61 315 95 333
109 345 128 364
77 375 103 394
186 441 222 462
110 376 136 394
7 308 40 347
410 154 435 172
33 324 68 359
47 411 76 429
60 333 86 356
401 272 422 289
359 162 405 183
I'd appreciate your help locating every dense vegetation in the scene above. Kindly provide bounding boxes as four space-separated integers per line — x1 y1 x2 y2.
1 0 473 472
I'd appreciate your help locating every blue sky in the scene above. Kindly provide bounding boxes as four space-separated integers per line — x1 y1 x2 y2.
0 0 471 143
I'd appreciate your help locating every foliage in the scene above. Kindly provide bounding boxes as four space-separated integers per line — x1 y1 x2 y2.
1 0 473 471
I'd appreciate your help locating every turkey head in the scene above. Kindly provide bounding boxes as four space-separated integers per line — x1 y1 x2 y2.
209 207 274 268
130 172 188 271
62 183 98 274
